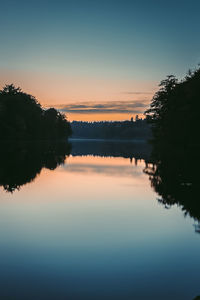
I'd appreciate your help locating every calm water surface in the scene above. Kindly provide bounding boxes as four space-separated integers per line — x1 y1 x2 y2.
0 141 199 299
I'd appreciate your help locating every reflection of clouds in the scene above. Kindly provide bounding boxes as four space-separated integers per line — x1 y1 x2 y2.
55 100 149 114
62 163 143 178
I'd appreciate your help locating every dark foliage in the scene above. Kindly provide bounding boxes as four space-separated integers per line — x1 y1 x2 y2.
144 145 199 223
145 68 200 147
71 118 151 140
144 67 200 227
0 84 72 140
0 141 71 192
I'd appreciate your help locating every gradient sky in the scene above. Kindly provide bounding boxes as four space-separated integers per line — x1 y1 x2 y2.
0 0 200 121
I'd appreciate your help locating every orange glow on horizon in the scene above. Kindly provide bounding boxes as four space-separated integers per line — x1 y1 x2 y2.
0 69 156 121
65 112 145 122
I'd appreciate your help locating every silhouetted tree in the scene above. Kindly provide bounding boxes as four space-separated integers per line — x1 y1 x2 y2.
145 68 200 147
144 67 200 229
0 84 71 140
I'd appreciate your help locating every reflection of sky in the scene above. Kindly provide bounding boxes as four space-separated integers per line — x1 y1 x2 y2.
0 155 200 299
62 155 143 178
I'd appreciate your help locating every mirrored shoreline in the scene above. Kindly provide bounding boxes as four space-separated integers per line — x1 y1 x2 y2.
0 139 199 300
0 139 198 227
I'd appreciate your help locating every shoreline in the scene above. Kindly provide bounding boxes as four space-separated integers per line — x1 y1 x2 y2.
69 137 148 143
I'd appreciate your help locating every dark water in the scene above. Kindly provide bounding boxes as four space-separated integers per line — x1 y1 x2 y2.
0 140 199 300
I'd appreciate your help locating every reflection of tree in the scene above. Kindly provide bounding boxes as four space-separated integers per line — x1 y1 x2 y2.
71 139 151 162
144 145 199 223
0 141 71 193
144 67 200 231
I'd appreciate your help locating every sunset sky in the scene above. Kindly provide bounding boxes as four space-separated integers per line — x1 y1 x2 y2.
0 0 199 121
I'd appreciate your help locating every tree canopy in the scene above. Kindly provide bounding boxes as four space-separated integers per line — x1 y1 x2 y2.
0 84 72 140
145 67 200 147
144 67 200 228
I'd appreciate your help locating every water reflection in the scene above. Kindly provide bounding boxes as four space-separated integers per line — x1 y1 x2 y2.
70 139 151 162
0 141 71 192
0 140 151 193
0 139 199 233
144 145 200 230
62 159 143 178
0 140 200 299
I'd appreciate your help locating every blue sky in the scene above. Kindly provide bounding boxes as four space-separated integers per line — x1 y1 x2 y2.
0 0 199 120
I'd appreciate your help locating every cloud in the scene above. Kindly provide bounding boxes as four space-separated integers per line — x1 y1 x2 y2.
122 91 154 95
55 100 149 114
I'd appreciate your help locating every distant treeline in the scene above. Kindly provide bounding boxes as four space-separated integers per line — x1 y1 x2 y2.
0 84 72 141
71 118 152 140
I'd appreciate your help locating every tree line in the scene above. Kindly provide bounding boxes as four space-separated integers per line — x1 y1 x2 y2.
0 84 72 141
71 118 152 140
144 66 200 226
145 68 200 148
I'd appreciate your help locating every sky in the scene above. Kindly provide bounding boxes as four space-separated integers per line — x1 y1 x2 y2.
0 0 200 121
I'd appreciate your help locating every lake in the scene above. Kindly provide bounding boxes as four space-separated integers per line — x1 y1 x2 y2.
0 140 199 300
